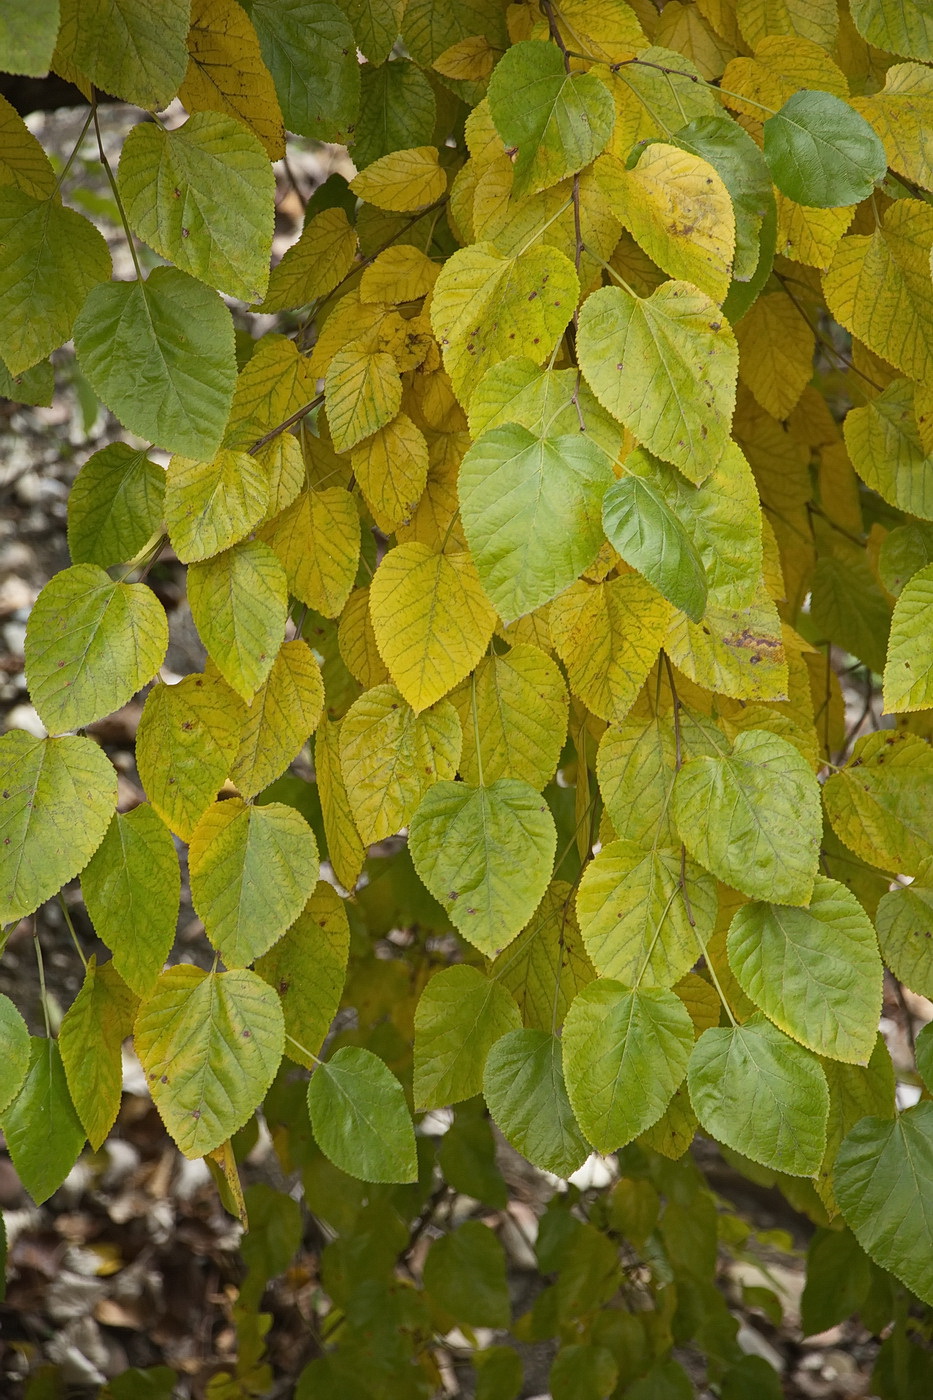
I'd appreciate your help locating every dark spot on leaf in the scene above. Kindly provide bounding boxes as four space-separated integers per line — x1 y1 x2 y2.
160 1074 168 1084
448 891 458 900
242 1029 251 1038
192 1110 200 1119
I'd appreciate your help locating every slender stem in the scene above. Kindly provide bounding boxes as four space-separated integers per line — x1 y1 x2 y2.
34 926 51 1038
471 670 485 788
93 97 143 280
287 1031 322 1066
58 895 88 971
53 107 96 197
249 392 325 454
582 241 639 298
118 532 166 584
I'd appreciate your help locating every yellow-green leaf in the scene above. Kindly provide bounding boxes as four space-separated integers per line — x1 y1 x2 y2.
260 488 360 619
165 448 268 563
255 882 349 1066
414 963 521 1110
180 0 286 160
844 378 933 521
67 444 166 569
59 960 138 1150
350 146 447 211
884 562 933 712
597 709 679 849
487 880 595 1032
187 540 288 701
315 714 366 891
823 731 933 876
256 206 357 312
325 344 402 454
451 643 568 791
230 640 324 799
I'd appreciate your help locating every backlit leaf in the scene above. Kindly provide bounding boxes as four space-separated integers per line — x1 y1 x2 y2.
823 731 933 877
59 959 138 1150
25 564 167 734
135 965 284 1158
484 1029 590 1178
563 980 695 1153
187 540 288 701
884 563 933 712
325 345 402 454
308 1047 417 1184
413 964 521 1110
688 1016 829 1175
409 778 556 956
315 714 366 892
81 806 180 997
597 709 679 848
230 640 324 799
189 798 319 966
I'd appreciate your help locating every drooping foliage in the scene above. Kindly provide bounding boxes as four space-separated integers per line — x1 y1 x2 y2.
3 0 933 1393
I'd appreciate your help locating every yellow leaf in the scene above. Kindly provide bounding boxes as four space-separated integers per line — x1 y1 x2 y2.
433 34 497 80
259 488 360 618
486 880 595 1032
431 240 580 404
206 1139 248 1226
223 334 317 452
136 674 246 840
325 343 402 453
338 587 390 688
549 576 674 725
315 714 365 890
665 582 789 700
735 290 815 419
0 95 55 198
735 0 838 52
360 244 439 304
655 1 735 79
369 542 497 712
340 684 462 843
722 37 849 129
350 146 447 212
605 46 718 156
450 643 569 790
180 0 285 160
350 411 429 532
853 63 933 194
307 294 394 379
255 436 305 522
597 147 736 303
823 201 933 384
255 207 358 312
230 639 324 799
775 195 853 270
165 448 268 563
534 0 647 64
395 429 468 549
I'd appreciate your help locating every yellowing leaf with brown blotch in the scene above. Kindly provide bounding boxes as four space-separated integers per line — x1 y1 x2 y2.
369 542 497 712
164 449 268 563
230 640 324 799
180 0 285 159
222 334 318 452
315 714 366 890
350 412 429 532
255 207 358 312
596 147 736 303
735 291 815 420
823 201 933 385
431 241 579 404
450 643 569 791
549 576 674 726
433 34 497 80
259 488 360 619
325 343 402 454
350 146 447 212
136 673 246 840
853 63 933 194
338 587 390 689
665 581 789 700
360 244 439 304
340 684 462 843
307 294 394 379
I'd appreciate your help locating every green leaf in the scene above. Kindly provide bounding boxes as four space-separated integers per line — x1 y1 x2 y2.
1 1038 85 1204
353 59 436 169
189 798 319 967
118 112 275 302
763 90 887 208
487 39 615 199
834 1103 933 1306
687 1017 829 1175
59 959 138 1150
884 562 933 712
458 423 614 621
602 472 708 622
483 1029 590 1178
0 0 59 76
423 1221 511 1328
81 805 180 998
0 189 110 375
575 839 717 988
0 732 117 925
726 876 883 1063
879 522 933 597
817 1035 897 1214
59 0 190 110
438 1101 508 1209
308 1046 416 1184
74 265 236 460
596 709 678 848
255 882 349 1067
917 1022 933 1092
340 0 404 65
810 550 891 677
0 354 54 406
843 379 933 522
0 994 30 1115
164 449 268 563
577 282 738 484
550 1346 620 1400
25 564 168 733
135 673 244 841
673 729 822 905
562 980 694 1153
134 965 285 1158
67 444 166 568
801 1228 871 1337
874 882 933 999
672 115 776 287
413 964 520 1110
248 0 361 143
408 778 557 956
468 360 622 466
850 0 933 58
187 540 288 701
823 731 933 877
